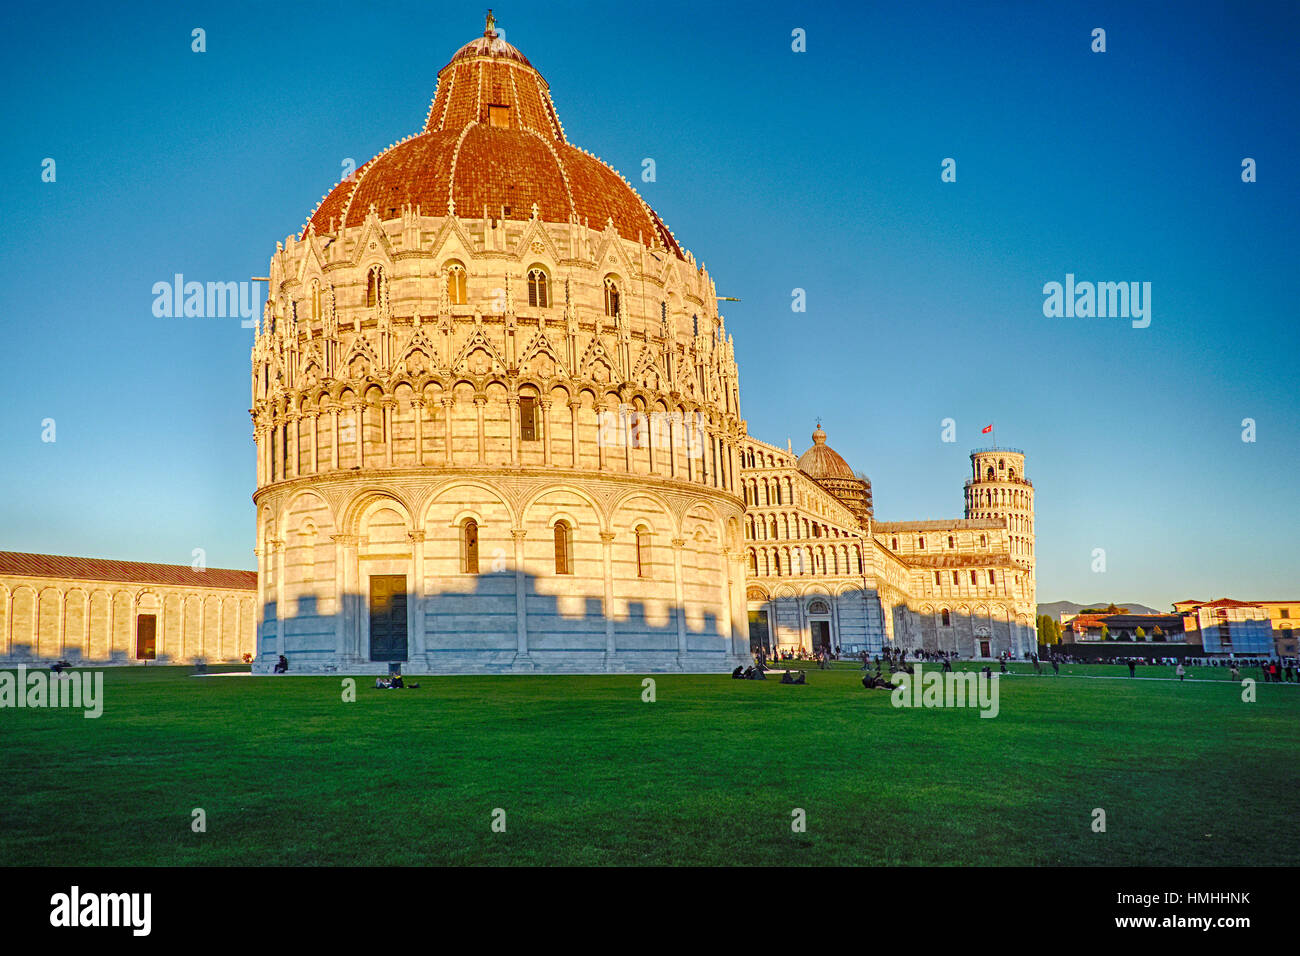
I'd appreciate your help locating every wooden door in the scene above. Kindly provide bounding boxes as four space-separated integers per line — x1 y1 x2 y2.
369 575 408 662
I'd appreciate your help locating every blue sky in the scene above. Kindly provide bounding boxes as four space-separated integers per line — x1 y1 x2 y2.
2 0 1296 608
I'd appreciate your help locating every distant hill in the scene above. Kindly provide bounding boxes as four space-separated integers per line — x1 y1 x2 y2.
1038 600 1165 619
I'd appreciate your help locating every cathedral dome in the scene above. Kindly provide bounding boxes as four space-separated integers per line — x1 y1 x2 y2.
304 15 683 258
798 424 856 481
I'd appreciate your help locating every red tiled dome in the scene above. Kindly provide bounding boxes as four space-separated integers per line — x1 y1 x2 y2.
304 18 683 258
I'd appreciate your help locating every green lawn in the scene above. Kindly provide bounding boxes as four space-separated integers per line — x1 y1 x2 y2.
1 663 1296 866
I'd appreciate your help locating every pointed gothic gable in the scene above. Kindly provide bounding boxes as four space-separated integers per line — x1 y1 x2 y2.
578 335 619 385
591 225 638 280
342 335 380 379
426 215 477 267
295 233 331 287
450 323 508 377
349 210 398 267
513 216 563 263
631 343 668 391
517 326 567 380
398 326 441 375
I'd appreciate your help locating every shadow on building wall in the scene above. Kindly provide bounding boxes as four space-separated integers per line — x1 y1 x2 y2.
256 570 738 675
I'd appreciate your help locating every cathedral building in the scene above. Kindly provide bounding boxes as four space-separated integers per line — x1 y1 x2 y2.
741 434 1036 659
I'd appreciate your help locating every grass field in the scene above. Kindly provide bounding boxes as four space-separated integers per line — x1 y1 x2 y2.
2 662 1297 866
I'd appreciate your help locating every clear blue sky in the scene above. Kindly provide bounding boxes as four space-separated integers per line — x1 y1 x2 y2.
2 0 1296 609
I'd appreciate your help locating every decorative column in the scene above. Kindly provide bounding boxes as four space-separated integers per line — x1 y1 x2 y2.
408 531 426 661
287 414 299 479
442 398 454 466
623 406 632 472
308 412 318 473
508 396 519 466
334 534 360 662
731 549 749 661
475 396 487 464
512 529 533 670
273 540 286 658
672 536 688 668
569 400 581 467
330 406 340 471
412 400 424 465
540 400 552 466
596 405 608 470
601 531 617 670
647 413 656 474
667 415 677 478
718 547 733 654
684 416 694 483
351 403 364 468
382 398 396 467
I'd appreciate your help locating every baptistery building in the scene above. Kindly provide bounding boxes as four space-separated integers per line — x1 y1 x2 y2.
250 18 749 674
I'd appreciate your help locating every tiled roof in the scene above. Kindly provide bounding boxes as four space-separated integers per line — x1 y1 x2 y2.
1199 598 1262 608
304 26 683 259
0 552 257 591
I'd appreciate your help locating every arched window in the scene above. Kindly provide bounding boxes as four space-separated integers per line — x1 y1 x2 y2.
446 262 467 305
934 571 941 585
948 535 955 549
918 537 925 550
891 537 899 550
989 570 996 585
461 518 479 574
952 571 959 585
366 267 384 307
635 527 650 578
986 467 995 479
553 521 572 575
971 570 978 584
527 268 549 308
749 550 758 575
603 276 620 317
980 534 987 547
941 608 951 627
311 281 321 321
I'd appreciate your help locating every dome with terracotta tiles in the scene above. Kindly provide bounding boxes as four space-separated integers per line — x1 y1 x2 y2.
798 424 856 481
305 16 682 258
798 424 873 520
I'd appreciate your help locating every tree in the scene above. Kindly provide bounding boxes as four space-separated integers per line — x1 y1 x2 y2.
1135 626 1146 642
1153 625 1165 642
1037 614 1062 645
1101 624 1111 641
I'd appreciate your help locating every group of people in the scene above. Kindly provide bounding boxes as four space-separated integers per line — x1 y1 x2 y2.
374 674 420 689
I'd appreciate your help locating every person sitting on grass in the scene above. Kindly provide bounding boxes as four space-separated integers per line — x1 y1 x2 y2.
732 666 745 679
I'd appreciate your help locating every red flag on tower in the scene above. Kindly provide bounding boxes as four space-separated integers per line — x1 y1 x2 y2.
982 424 993 434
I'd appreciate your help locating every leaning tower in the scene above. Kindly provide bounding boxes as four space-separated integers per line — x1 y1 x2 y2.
964 448 1035 650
